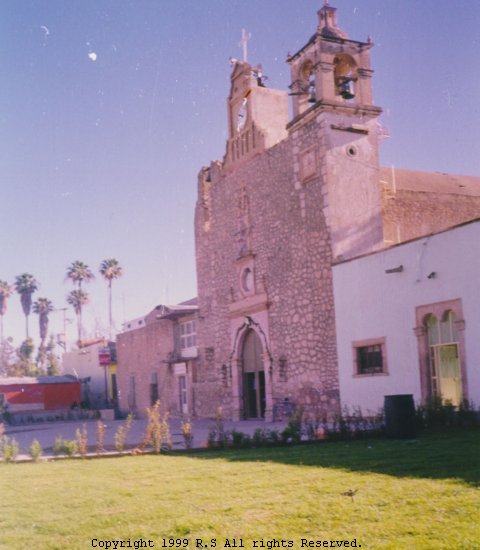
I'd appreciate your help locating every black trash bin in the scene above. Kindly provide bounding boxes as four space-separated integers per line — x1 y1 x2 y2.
384 394 416 439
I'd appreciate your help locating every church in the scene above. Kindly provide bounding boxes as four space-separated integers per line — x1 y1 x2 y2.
117 3 480 421
191 3 480 421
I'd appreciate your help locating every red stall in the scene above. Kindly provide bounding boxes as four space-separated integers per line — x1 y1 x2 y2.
0 376 81 414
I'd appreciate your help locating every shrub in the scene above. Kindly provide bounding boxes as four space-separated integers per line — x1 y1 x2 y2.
141 401 172 454
252 428 268 447
96 421 106 454
1 436 19 463
281 409 303 444
214 407 228 448
75 425 88 458
266 429 281 445
207 407 230 449
181 418 194 450
230 431 252 449
29 439 43 462
53 436 65 455
231 429 245 448
114 413 133 453
63 439 78 457
416 397 479 431
159 410 172 452
241 433 252 449
206 425 218 449
457 399 479 427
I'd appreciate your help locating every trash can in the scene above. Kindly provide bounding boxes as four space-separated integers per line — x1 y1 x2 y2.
384 394 416 439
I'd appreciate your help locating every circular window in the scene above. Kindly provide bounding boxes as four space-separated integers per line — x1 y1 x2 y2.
241 267 254 293
346 145 358 157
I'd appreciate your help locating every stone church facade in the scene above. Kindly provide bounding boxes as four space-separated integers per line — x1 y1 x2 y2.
192 3 480 421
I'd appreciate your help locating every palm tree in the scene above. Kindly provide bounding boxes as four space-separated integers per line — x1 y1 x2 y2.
32 298 54 351
15 273 39 339
99 258 123 340
0 280 13 343
66 289 89 344
66 260 94 290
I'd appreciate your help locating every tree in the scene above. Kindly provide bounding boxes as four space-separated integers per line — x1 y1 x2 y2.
67 289 89 344
99 258 123 340
45 335 60 376
66 260 94 289
32 298 54 352
35 334 60 375
15 273 39 339
0 337 16 376
0 280 13 343
11 338 39 377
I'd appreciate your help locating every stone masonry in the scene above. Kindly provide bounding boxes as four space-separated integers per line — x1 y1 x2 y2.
192 4 480 422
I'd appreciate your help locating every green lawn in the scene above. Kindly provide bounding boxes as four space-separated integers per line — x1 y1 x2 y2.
1 429 479 550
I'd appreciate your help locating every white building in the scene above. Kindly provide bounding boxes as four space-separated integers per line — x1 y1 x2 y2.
62 339 115 408
333 218 480 413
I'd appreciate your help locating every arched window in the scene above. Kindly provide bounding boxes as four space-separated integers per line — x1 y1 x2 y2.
424 310 462 406
440 310 458 344
426 314 439 346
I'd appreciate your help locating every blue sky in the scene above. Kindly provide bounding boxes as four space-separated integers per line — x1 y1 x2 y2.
1 1 479 350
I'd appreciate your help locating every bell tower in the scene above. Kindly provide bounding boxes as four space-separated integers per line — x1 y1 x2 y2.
288 1 379 119
224 60 288 171
288 2 384 261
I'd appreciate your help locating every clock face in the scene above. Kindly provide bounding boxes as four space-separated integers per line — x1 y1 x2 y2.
236 98 247 132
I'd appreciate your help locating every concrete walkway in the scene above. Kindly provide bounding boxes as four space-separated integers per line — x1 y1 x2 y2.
3 416 288 460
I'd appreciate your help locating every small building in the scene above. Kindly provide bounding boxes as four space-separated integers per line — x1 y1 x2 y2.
62 339 117 409
0 376 81 420
116 299 198 417
333 217 480 412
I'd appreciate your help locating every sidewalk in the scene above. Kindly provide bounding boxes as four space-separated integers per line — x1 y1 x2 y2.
3 416 288 460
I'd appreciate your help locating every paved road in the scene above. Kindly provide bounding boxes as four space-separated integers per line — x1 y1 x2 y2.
3 416 288 458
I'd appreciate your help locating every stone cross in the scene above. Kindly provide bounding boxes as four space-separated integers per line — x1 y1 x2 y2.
239 29 251 62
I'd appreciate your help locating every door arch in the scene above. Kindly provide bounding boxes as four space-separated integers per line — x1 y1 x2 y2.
241 328 266 418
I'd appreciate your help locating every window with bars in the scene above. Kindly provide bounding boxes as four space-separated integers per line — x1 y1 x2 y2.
353 338 387 375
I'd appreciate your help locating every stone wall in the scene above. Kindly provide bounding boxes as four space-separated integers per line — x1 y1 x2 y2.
195 118 341 420
194 109 480 421
116 312 177 416
383 188 480 245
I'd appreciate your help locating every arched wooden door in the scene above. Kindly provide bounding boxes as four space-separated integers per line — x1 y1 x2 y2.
242 329 266 418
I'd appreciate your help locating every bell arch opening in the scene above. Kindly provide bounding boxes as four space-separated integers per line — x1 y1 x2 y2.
334 53 357 100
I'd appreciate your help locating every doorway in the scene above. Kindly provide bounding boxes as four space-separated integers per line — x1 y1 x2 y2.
178 375 188 414
242 329 266 418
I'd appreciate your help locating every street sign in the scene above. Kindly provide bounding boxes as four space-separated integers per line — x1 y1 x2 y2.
98 347 111 367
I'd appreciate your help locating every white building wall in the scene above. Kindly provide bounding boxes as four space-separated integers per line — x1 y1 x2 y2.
332 219 480 413
62 342 107 407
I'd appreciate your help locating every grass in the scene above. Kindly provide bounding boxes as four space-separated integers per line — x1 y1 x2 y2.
1 429 479 549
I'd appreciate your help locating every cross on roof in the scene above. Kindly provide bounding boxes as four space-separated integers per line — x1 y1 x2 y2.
239 28 251 62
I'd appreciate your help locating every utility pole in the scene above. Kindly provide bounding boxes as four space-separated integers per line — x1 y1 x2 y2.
53 308 70 352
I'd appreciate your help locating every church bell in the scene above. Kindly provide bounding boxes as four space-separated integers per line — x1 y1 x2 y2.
339 79 355 100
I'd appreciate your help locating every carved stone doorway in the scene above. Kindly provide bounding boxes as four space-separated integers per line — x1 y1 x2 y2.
242 329 266 418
